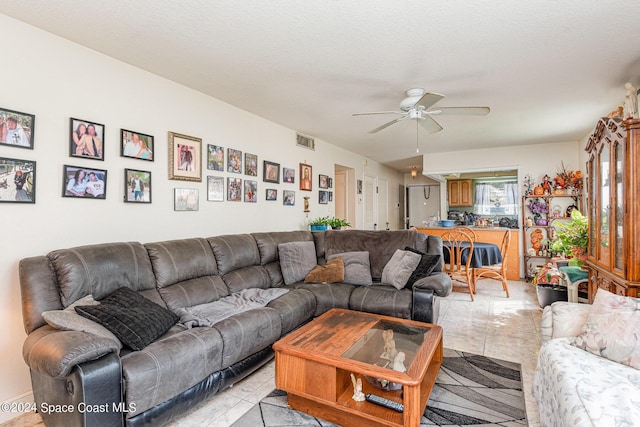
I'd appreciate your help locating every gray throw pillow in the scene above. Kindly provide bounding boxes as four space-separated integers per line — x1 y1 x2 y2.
278 241 317 285
42 295 123 350
381 249 422 290
327 251 372 285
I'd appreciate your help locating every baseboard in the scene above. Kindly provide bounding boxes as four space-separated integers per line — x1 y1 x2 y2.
0 390 35 424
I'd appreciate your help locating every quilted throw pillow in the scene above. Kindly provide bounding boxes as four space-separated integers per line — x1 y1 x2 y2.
304 257 345 284
327 251 372 285
403 246 440 289
572 288 640 369
76 287 178 351
380 249 422 290
278 241 317 285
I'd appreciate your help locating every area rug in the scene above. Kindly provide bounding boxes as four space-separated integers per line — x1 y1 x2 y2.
231 348 527 426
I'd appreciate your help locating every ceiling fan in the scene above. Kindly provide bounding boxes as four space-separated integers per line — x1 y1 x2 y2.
352 88 490 134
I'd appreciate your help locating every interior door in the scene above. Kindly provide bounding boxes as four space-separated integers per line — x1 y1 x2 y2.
377 178 388 229
363 175 377 230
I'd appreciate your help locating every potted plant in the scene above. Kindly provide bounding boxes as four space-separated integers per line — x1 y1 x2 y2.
532 263 568 308
309 216 331 231
550 209 588 266
328 216 351 230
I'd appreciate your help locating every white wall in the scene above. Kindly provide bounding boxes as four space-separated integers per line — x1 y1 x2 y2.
0 14 402 419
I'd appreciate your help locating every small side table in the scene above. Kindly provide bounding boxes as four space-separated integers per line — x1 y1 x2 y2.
559 266 589 303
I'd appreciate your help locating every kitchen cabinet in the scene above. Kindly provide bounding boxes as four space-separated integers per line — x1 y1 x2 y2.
448 179 472 207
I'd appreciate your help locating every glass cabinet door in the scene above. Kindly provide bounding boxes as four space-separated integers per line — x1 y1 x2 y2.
614 141 624 271
598 144 611 267
588 156 596 257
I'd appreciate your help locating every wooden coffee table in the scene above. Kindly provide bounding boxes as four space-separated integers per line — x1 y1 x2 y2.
273 308 443 427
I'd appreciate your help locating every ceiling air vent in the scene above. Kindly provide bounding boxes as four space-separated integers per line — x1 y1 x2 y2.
296 133 315 151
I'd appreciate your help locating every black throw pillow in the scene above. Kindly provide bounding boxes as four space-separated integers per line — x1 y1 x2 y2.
403 246 440 289
75 287 178 351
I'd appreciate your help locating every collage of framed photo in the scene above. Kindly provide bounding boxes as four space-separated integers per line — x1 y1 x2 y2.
245 153 257 176
174 188 199 211
244 180 257 202
168 131 202 182
283 190 295 206
264 161 280 183
283 167 295 183
0 157 36 203
121 129 154 161
228 148 242 173
62 165 107 199
207 176 224 201
227 177 242 201
0 108 35 149
70 118 105 160
300 163 312 191
266 189 277 200
207 144 225 171
124 169 151 203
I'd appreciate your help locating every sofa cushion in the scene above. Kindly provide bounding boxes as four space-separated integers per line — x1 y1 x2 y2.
572 288 640 369
349 285 413 319
42 295 122 351
145 238 218 288
381 249 422 290
252 231 314 265
278 241 317 285
76 287 179 351
327 252 372 286
267 288 316 334
305 257 344 284
295 282 356 317
222 266 272 293
403 246 441 289
207 234 260 275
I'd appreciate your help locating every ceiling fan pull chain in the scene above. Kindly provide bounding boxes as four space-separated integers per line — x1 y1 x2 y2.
416 118 420 153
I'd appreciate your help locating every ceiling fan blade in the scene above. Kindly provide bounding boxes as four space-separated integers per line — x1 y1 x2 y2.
352 111 404 116
420 115 443 134
369 116 407 134
413 92 445 110
429 107 490 116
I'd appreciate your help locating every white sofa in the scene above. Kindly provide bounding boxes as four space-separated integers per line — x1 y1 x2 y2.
533 301 640 427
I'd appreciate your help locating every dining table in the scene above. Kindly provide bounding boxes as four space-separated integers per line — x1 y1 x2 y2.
443 241 502 268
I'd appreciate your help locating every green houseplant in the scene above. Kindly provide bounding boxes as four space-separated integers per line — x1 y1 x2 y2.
309 216 331 231
328 216 351 230
550 209 588 266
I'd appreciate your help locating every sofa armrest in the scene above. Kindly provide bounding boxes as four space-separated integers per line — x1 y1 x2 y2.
413 272 452 297
540 301 592 344
23 325 120 378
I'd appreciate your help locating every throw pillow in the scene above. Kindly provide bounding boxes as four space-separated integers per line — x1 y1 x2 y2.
380 249 422 290
572 288 640 369
278 241 317 285
305 257 345 284
75 287 178 351
403 246 440 289
42 295 123 350
327 251 372 285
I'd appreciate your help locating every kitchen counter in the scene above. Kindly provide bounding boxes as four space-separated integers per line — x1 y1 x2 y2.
417 227 520 280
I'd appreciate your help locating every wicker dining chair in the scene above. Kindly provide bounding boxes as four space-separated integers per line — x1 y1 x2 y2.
472 230 511 298
441 228 475 301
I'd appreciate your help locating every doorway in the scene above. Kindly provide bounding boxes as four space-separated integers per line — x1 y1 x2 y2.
407 184 441 228
334 164 355 228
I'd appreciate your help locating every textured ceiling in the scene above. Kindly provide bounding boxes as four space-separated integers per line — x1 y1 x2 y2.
2 1 640 173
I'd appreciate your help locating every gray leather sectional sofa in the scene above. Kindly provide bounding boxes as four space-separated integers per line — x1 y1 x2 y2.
19 229 451 427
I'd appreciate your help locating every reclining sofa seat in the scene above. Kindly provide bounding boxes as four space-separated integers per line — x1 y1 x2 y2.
18 229 450 427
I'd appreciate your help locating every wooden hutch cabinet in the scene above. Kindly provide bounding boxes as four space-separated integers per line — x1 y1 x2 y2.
585 118 640 301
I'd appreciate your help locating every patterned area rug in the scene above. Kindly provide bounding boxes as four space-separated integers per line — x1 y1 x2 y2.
231 348 527 426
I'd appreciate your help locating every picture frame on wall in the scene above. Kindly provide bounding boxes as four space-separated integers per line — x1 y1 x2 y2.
357 179 363 194
174 188 199 211
0 156 35 203
283 190 295 206
207 176 224 201
328 191 333 202
124 169 151 203
207 144 225 171
227 177 242 201
263 161 280 183
300 163 312 191
319 174 328 189
244 180 257 203
266 189 277 201
0 108 35 149
319 190 328 204
227 148 242 174
168 131 202 182
328 177 333 188
62 164 107 199
121 129 154 161
70 118 105 160
283 167 295 184
245 153 258 176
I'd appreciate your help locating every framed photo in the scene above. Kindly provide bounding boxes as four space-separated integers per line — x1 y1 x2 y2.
0 108 35 149
207 176 224 201
283 190 295 206
121 129 154 161
227 177 242 201
283 167 295 184
357 179 363 194
62 165 107 199
263 161 280 183
300 163 312 191
245 153 258 176
0 157 35 203
168 131 202 181
319 190 328 204
227 148 242 174
174 188 199 211
124 169 151 203
328 177 333 188
70 118 105 160
207 144 224 171
266 189 277 201
328 191 333 202
244 180 257 203
319 174 328 189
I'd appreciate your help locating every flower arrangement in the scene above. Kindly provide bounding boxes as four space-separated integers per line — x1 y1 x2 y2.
527 198 549 215
532 263 563 285
554 162 583 191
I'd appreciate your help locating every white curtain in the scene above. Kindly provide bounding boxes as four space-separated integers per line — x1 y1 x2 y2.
474 183 491 215
504 182 519 215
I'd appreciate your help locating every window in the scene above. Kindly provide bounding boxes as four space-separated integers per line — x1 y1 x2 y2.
473 181 518 216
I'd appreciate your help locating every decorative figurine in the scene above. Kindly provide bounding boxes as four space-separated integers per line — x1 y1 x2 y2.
523 174 532 196
350 373 365 401
392 352 406 373
381 329 398 361
624 82 638 119
541 175 552 195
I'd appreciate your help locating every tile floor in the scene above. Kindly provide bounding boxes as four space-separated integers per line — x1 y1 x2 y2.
3 278 543 427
